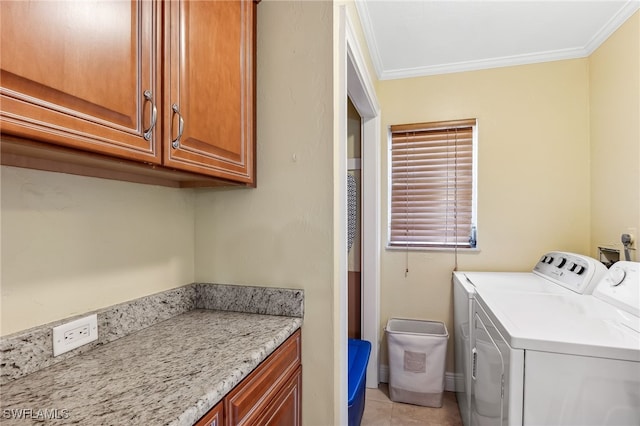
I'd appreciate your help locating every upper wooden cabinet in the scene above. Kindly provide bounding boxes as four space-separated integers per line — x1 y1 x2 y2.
0 0 162 163
0 0 256 187
165 0 255 184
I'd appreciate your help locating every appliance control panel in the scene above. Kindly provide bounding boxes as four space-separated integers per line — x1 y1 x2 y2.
532 251 607 294
593 261 640 319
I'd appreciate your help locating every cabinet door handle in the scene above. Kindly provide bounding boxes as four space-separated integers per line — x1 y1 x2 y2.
171 103 184 149
142 90 157 141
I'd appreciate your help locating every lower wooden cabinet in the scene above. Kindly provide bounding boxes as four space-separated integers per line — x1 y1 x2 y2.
255 366 302 426
197 402 223 426
195 330 302 426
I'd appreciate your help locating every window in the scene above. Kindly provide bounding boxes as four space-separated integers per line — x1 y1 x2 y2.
388 119 477 249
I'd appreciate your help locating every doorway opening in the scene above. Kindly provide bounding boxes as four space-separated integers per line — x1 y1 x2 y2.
344 6 381 389
347 97 362 339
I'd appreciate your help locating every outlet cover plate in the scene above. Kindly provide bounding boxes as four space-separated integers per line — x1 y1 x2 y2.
52 314 98 356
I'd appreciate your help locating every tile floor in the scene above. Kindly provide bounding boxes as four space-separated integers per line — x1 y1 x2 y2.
361 383 462 426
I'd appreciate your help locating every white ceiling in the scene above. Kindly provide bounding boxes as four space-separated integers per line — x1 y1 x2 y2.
356 0 640 80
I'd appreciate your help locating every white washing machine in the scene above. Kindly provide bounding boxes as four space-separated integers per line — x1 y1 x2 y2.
452 252 609 426
456 258 640 426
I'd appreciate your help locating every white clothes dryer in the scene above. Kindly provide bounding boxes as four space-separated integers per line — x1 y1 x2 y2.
453 252 608 426
456 258 639 426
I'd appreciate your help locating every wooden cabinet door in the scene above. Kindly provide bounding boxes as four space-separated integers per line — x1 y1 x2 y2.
225 330 301 426
164 0 256 185
0 1 161 163
195 401 224 426
256 366 302 426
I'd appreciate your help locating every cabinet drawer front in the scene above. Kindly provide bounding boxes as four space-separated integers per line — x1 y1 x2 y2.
225 330 301 426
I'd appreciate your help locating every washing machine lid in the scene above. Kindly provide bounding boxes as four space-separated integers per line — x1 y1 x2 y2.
459 272 574 295
457 251 607 295
477 290 640 362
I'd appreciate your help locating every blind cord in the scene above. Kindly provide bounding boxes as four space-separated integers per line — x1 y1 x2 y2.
405 132 410 277
453 128 459 272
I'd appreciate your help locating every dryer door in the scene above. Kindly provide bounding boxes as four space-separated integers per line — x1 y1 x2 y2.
471 300 525 426
453 274 474 426
471 308 505 425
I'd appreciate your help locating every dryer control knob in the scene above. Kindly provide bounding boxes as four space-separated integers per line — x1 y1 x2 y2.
554 257 567 268
607 267 626 286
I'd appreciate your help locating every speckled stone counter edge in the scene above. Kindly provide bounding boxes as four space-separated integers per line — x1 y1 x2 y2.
0 283 304 385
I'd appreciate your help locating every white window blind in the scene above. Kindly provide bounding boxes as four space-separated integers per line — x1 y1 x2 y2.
389 119 477 249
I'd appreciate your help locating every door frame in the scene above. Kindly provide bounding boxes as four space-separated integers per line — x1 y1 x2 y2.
341 6 381 388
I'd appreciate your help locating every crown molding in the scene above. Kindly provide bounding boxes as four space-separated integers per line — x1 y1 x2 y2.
357 0 640 81
584 0 640 55
379 47 589 80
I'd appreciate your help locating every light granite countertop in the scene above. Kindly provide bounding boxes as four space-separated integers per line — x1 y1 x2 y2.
0 310 302 425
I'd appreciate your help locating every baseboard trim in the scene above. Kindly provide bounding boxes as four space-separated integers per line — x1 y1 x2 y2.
378 364 457 393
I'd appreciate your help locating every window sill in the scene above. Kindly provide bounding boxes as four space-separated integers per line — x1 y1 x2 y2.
385 245 481 253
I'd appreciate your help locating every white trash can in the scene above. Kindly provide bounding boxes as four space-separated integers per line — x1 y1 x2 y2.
385 318 449 407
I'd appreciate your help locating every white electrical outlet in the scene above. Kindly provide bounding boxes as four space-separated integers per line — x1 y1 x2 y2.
52 314 98 356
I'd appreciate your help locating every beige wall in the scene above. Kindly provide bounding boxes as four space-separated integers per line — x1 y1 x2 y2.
589 11 640 261
194 1 336 424
377 58 592 370
1 166 195 335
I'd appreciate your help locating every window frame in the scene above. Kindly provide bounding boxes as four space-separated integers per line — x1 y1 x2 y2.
386 119 478 251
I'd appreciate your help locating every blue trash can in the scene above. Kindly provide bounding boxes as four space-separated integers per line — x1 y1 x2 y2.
348 338 372 426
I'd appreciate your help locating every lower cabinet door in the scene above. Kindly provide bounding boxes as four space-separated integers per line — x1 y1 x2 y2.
195 401 223 426
256 366 302 426
224 330 301 425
